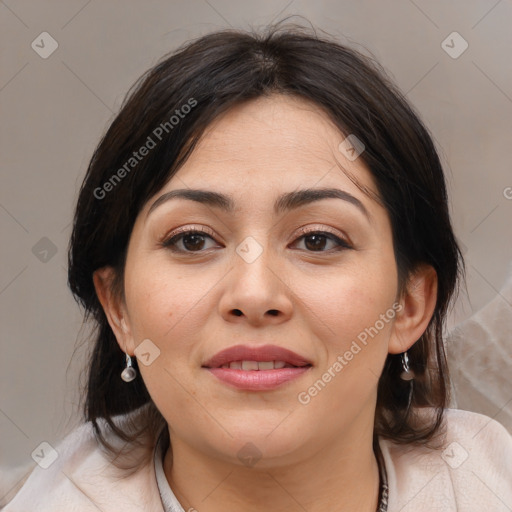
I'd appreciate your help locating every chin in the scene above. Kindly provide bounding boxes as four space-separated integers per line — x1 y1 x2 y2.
207 421 313 468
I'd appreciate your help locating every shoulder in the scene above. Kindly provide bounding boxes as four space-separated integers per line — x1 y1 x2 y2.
380 408 512 512
1 422 97 511
2 409 164 512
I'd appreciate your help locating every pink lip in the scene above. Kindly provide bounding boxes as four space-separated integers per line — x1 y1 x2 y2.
206 367 311 390
202 344 312 391
202 344 312 368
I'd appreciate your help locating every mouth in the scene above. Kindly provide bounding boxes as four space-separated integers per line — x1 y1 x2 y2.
202 344 313 391
212 360 309 370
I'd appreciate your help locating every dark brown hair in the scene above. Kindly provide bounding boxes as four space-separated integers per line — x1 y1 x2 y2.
68 20 464 469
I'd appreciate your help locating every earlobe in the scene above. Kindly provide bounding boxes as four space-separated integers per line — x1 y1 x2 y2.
92 266 133 353
388 264 438 354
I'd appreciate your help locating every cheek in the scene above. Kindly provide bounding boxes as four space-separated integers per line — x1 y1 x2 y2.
294 273 397 432
293 258 398 345
294 254 398 413
121 275 185 381
124 261 205 341
122 258 230 386
122 264 211 417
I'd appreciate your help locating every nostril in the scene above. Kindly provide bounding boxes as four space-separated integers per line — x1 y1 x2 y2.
268 310 279 316
232 309 243 316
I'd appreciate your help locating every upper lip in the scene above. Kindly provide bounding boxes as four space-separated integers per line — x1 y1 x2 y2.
202 344 312 368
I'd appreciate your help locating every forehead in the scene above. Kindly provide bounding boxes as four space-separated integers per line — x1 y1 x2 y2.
193 95 338 158
150 94 380 215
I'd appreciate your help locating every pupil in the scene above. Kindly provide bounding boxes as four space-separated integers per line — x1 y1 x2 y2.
184 234 205 251
305 234 326 251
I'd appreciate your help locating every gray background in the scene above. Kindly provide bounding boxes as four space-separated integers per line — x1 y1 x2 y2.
1 0 511 476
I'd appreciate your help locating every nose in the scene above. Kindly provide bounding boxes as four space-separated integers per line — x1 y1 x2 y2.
218 241 293 327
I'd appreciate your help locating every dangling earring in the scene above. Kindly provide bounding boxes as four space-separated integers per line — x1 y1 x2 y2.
399 351 414 419
121 353 137 382
399 351 415 381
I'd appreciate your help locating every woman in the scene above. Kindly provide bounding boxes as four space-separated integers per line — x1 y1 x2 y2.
4 22 512 512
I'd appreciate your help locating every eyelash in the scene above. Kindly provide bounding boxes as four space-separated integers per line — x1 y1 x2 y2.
160 225 352 254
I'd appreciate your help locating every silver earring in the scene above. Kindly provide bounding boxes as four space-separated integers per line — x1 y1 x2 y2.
400 351 415 381
121 353 137 382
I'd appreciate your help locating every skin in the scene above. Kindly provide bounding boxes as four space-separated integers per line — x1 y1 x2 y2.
94 94 438 512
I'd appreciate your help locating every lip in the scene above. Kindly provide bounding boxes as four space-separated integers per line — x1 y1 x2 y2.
202 344 313 391
206 367 311 390
202 344 312 368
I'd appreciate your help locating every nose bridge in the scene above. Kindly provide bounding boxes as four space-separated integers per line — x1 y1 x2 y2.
233 234 278 295
219 234 292 323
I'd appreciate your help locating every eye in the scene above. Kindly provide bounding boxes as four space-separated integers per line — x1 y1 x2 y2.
291 228 352 252
160 226 352 254
161 227 220 253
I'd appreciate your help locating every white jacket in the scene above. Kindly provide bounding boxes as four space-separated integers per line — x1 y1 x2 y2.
2 408 512 511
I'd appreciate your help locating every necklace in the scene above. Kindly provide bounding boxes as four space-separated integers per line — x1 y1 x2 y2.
155 430 389 512
374 437 389 512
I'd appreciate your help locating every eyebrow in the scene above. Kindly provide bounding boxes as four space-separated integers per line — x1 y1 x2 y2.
147 187 371 222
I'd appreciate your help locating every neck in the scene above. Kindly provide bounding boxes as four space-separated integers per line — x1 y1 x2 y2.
163 419 381 512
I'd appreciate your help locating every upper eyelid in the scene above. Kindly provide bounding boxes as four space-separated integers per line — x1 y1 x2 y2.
167 225 216 237
294 224 349 240
163 225 351 249
164 224 348 241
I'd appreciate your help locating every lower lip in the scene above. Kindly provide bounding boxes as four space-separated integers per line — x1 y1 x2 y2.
205 367 311 390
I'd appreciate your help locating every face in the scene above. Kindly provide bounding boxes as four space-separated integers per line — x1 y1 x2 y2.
110 95 403 466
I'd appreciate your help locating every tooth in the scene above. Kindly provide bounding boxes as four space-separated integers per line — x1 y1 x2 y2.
242 360 259 371
274 361 286 369
258 361 274 370
221 364 229 369
229 361 242 369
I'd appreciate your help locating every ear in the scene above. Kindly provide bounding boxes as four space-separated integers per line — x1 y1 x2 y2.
93 266 134 355
388 264 438 354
